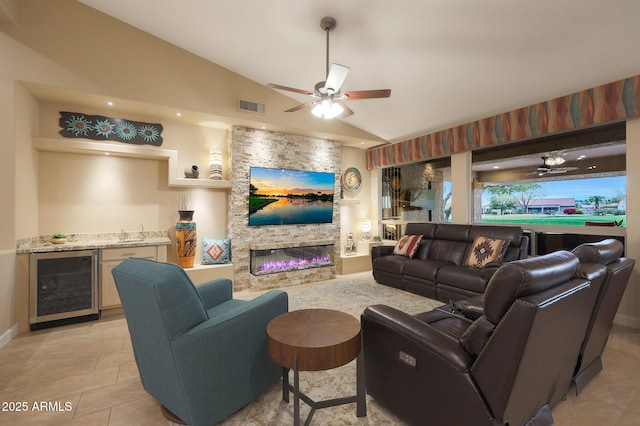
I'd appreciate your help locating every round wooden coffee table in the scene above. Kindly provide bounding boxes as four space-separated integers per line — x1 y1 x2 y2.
267 308 366 425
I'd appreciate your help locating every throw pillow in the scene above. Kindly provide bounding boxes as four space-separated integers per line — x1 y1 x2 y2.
393 234 423 258
464 236 509 268
202 237 231 265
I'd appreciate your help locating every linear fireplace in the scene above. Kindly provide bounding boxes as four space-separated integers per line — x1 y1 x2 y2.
250 243 334 276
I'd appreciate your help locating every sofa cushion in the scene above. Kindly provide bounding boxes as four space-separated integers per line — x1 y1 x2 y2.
437 265 497 294
393 234 423 258
414 309 473 339
405 222 438 239
403 259 451 281
373 256 408 275
428 239 469 264
464 236 509 268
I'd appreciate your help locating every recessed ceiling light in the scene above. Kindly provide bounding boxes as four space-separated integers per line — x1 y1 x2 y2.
492 166 500 169
107 101 113 106
176 112 182 117
105 152 110 156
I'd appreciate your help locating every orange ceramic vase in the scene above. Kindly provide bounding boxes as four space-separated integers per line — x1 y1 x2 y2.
176 210 196 268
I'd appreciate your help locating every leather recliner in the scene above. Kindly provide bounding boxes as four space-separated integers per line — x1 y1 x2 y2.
361 251 599 426
571 239 636 394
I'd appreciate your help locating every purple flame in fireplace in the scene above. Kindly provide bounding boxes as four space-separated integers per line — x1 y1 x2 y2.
259 255 331 273
250 244 334 276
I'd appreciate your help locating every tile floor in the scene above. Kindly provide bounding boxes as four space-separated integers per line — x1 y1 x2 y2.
1 278 639 425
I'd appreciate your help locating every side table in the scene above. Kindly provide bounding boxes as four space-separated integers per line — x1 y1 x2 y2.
266 308 366 425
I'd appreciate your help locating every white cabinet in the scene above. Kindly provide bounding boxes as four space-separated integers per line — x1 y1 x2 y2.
100 246 158 309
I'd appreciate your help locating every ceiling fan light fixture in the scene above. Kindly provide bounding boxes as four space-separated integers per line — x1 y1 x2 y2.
311 99 343 119
267 16 391 118
544 155 565 166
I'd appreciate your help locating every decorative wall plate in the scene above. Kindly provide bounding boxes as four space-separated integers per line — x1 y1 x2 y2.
342 167 362 191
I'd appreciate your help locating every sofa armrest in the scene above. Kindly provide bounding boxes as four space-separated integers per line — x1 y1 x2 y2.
371 245 394 262
362 304 494 425
454 295 485 320
196 278 233 309
362 304 473 372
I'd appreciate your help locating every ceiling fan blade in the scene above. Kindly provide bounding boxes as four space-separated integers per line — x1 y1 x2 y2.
267 83 313 96
324 63 350 92
336 101 354 118
344 89 392 100
284 100 314 113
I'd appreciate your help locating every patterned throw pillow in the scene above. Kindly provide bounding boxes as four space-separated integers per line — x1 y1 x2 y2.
465 236 509 268
393 234 423 258
202 237 231 265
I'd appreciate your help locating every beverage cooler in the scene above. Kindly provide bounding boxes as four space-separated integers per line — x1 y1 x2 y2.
29 249 100 330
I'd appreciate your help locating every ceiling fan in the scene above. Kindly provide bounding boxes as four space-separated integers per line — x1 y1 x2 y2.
527 156 579 176
267 16 391 119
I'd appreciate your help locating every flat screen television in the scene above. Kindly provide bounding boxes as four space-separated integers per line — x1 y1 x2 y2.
249 167 335 226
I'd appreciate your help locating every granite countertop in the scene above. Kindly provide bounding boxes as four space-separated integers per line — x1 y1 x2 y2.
16 231 172 254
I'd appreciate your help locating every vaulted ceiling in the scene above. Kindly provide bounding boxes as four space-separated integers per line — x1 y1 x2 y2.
79 0 640 144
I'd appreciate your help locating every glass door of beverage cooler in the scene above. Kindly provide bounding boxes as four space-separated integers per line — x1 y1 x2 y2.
29 249 99 330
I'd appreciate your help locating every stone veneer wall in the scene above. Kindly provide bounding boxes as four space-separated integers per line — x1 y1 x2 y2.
229 126 341 290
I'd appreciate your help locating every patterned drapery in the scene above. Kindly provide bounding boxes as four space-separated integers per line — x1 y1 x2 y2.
367 75 640 169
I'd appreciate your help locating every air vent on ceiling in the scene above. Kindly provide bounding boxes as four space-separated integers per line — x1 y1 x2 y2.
238 99 265 114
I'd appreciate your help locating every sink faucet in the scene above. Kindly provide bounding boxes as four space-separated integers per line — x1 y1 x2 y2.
138 224 144 240
119 228 126 242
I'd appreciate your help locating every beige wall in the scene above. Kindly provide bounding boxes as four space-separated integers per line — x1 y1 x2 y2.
618 117 640 327
340 146 373 247
14 84 39 240
450 151 473 224
0 29 100 341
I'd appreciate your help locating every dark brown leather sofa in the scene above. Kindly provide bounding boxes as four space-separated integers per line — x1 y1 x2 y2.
571 239 636 393
362 251 601 426
371 222 529 302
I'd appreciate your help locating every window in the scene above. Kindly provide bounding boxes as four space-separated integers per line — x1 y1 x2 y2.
480 176 626 227
472 124 626 227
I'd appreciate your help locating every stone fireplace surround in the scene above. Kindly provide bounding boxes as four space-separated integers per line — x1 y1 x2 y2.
229 127 341 291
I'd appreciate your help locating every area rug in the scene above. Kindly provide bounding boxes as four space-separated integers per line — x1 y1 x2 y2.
218 276 441 426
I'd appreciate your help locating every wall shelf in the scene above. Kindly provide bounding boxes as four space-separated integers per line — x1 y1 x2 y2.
170 178 231 189
33 137 231 189
340 199 360 205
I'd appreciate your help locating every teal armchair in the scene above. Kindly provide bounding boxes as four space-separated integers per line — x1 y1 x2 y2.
111 257 288 426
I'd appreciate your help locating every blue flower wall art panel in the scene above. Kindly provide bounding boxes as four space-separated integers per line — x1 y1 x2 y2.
59 111 163 146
